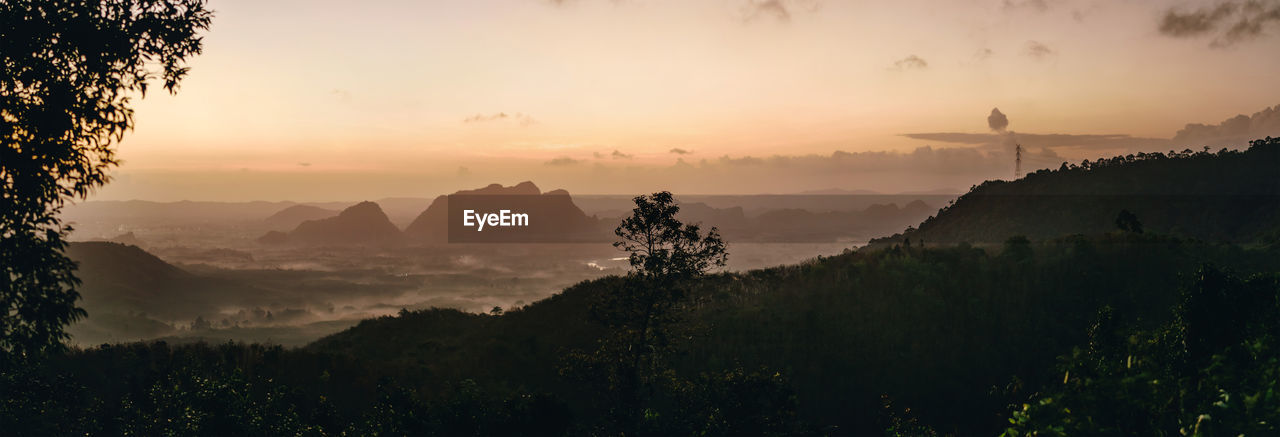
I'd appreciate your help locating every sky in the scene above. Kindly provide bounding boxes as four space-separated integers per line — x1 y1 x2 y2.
95 0 1280 201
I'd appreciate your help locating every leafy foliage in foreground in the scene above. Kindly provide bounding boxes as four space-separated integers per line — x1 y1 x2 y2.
1 0 212 358
1004 267 1280 436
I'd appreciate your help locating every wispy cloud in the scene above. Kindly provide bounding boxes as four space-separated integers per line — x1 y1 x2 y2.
890 55 928 71
1003 0 1049 13
329 89 352 104
741 0 792 22
1024 41 1055 60
669 148 694 155
739 0 819 23
463 112 537 126
544 156 581 166
902 132 1169 151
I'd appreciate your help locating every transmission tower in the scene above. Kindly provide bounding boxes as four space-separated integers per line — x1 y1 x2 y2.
1015 143 1023 179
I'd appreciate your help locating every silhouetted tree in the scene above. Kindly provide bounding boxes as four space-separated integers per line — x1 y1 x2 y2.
0 0 211 358
575 191 727 432
613 191 729 281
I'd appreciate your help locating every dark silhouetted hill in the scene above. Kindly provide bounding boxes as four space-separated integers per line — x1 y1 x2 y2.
305 231 1280 435
67 241 267 317
65 242 271 343
869 137 1280 247
68 242 192 290
265 201 402 246
264 204 338 230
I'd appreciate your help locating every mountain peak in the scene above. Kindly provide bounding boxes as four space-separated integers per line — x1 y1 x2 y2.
512 181 540 194
458 182 542 196
339 201 387 218
260 200 402 246
403 181 597 243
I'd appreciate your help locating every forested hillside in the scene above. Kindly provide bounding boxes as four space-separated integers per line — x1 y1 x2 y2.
10 231 1279 435
302 232 1280 434
870 137 1280 247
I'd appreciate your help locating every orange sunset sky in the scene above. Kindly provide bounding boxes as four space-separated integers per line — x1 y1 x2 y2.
95 0 1280 201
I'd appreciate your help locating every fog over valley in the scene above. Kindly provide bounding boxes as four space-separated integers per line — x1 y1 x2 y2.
60 182 942 346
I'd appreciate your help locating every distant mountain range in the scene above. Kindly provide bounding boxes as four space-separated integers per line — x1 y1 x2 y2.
60 198 427 239
63 191 955 244
796 188 882 195
675 200 934 242
249 181 946 246
403 181 601 243
264 205 338 230
257 182 601 246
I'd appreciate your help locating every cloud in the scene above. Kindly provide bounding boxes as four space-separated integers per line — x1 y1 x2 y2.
1024 41 1055 60
298 162 312 167
1158 1 1280 47
544 156 581 166
669 148 693 155
710 147 1011 172
611 150 633 159
739 0 818 23
902 132 1170 151
905 103 1280 155
463 112 537 126
551 146 1044 194
1172 103 1280 147
1159 3 1237 37
740 0 793 22
329 89 352 104
891 55 928 71
988 108 1010 132
974 48 995 60
1003 0 1049 13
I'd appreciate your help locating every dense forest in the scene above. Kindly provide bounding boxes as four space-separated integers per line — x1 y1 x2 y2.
5 230 1278 435
4 138 1280 435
